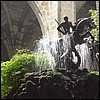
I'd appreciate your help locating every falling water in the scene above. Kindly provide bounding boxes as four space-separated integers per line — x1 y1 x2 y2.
59 33 73 70
33 31 75 71
33 31 98 72
33 34 58 71
76 43 99 71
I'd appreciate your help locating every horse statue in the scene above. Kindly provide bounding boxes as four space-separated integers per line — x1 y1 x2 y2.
72 17 95 45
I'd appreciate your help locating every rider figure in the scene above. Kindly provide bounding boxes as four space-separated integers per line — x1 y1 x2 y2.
57 16 81 71
57 16 74 35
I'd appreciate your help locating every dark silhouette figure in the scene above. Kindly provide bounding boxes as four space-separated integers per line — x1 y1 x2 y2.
56 16 81 71
57 16 74 35
69 48 81 71
73 17 95 45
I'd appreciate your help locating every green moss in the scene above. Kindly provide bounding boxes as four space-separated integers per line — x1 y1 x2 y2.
39 71 64 84
80 71 99 81
86 71 99 81
89 71 99 76
53 72 65 83
46 71 55 77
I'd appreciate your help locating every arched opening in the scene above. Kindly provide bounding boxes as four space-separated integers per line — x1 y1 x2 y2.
76 1 96 19
1 1 43 61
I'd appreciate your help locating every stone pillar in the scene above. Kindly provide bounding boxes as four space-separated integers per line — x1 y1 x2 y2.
58 1 76 24
58 1 76 37
32 1 59 38
47 1 59 38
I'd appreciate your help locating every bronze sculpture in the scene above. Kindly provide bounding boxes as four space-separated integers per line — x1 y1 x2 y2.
56 16 95 71
57 16 74 35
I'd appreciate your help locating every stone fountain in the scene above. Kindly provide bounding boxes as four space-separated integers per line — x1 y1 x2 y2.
34 16 98 73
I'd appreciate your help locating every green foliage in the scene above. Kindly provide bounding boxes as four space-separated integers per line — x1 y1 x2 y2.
88 71 99 76
1 52 34 98
89 9 99 43
81 71 99 81
1 49 55 99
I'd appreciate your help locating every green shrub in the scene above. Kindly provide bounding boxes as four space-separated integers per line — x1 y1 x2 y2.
89 9 99 43
1 49 56 99
1 53 35 98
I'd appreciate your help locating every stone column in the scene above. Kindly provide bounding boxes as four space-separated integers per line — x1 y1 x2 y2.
58 1 76 37
48 1 59 38
33 1 59 38
58 1 76 24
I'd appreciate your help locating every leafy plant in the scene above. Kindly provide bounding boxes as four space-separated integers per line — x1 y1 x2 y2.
1 49 56 99
1 51 35 98
89 9 99 43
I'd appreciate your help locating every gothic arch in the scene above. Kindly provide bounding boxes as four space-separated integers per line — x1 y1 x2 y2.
76 1 96 19
28 1 49 35
1 1 44 61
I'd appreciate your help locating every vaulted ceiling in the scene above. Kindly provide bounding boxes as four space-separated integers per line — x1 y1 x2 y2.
1 1 42 61
76 1 96 19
